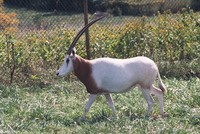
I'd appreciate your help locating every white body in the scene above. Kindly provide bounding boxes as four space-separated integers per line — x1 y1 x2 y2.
91 57 158 93
57 52 168 119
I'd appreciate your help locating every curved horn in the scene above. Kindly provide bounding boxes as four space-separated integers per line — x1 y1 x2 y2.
67 14 107 55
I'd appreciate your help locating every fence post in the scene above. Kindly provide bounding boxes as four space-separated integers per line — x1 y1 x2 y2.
83 0 90 60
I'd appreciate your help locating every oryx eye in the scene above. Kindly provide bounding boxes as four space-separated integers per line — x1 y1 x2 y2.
66 58 70 64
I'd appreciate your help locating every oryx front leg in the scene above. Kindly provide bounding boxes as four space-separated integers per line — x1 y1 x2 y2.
82 94 97 120
105 94 117 118
141 89 154 117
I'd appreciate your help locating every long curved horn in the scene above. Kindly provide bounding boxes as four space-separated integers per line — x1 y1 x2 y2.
67 14 107 55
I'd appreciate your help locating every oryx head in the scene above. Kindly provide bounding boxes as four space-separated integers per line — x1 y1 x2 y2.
56 14 107 77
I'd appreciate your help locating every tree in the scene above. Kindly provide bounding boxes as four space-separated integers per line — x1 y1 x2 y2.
0 0 3 12
0 0 18 34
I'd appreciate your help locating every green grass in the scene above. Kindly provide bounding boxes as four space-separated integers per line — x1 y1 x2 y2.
0 78 199 133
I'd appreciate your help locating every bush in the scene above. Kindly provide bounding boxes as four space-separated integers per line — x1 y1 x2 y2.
3 0 92 12
110 10 200 60
0 0 18 33
191 0 200 11
0 10 199 85
3 0 198 15
0 28 75 85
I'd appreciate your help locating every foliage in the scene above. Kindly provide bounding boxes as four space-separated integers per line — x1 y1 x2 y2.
3 0 89 12
0 13 18 33
0 0 19 84
192 0 200 10
0 5 199 133
0 0 18 33
3 0 199 15
0 78 199 133
0 9 200 85
0 0 3 12
116 10 199 59
0 28 75 85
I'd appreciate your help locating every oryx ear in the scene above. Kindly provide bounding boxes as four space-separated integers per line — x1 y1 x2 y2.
72 48 76 56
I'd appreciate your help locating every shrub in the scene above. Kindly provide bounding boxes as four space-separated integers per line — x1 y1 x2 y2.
3 0 92 12
0 9 199 85
0 0 19 84
191 0 200 11
3 0 198 15
0 28 75 85
112 10 200 61
0 0 18 33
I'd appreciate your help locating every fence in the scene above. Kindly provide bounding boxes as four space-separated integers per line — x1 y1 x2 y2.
1 0 198 33
0 0 200 84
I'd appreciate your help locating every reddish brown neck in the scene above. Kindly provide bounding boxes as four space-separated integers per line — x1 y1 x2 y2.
72 55 104 94
72 55 92 83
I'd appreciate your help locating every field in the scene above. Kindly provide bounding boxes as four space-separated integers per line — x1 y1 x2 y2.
0 3 200 133
0 78 199 133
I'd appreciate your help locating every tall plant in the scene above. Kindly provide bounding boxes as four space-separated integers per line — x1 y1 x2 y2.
0 0 19 84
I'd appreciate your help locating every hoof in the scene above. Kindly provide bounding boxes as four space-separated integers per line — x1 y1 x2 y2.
81 116 86 121
145 114 150 119
114 115 119 120
161 112 169 118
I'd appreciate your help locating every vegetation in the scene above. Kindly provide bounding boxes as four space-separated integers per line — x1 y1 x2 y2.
3 0 200 15
0 78 199 133
0 2 199 133
0 8 199 85
0 0 18 33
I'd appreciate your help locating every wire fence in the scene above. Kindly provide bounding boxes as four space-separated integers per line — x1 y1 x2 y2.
1 0 197 47
1 0 197 35
0 0 200 84
0 0 199 57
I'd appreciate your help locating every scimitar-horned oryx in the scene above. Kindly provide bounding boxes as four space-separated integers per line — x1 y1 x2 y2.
56 15 168 120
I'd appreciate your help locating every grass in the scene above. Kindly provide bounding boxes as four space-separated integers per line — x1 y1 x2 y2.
1 5 200 133
3 5 152 32
0 78 199 133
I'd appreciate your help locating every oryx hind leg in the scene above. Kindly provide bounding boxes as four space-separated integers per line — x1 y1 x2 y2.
141 88 154 117
150 85 168 117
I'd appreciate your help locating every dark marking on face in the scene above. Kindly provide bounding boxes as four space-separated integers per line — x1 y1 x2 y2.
66 58 70 65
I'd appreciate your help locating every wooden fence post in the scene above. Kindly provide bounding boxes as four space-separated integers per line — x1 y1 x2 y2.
83 0 90 59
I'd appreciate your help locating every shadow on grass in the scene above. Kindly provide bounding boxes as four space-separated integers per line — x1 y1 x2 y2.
189 116 200 126
62 112 148 127
62 112 113 127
